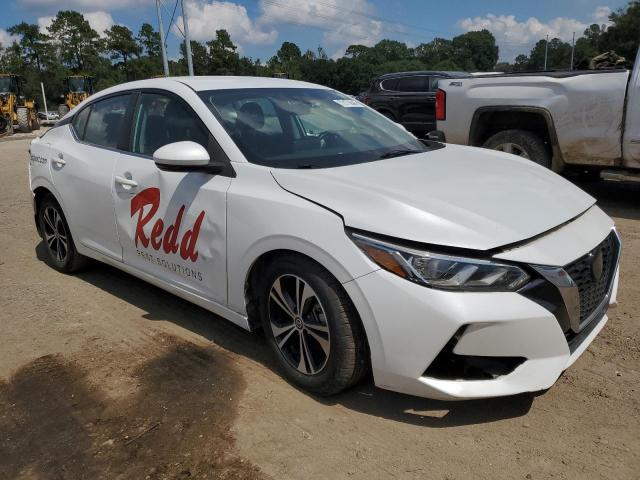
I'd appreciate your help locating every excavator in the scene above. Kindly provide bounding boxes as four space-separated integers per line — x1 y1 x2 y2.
0 74 39 136
58 75 94 117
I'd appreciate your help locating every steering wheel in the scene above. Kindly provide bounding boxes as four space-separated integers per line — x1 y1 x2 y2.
319 131 342 149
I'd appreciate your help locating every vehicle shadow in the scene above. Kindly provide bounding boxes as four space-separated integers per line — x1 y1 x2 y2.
36 243 536 428
565 173 640 221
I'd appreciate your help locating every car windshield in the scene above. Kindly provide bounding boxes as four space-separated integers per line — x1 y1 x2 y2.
198 88 429 168
0 78 12 93
69 77 86 92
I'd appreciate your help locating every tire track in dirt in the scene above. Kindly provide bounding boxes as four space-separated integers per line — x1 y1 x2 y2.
0 333 268 480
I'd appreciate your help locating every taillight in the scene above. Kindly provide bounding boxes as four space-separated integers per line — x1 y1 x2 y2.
435 89 446 121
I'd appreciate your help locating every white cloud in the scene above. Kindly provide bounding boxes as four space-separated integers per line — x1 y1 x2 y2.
175 1 277 49
0 29 19 48
257 0 384 58
37 10 114 37
459 6 612 62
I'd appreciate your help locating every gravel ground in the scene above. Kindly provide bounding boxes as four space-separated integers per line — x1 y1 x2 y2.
0 138 638 479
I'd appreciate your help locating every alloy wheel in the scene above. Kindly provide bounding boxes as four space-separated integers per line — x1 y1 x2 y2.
42 206 68 263
494 142 530 159
268 274 331 375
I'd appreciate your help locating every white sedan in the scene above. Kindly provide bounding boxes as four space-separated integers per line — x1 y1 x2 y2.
28 76 620 400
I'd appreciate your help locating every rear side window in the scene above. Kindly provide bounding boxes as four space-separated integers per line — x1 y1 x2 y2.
131 92 209 156
396 76 430 92
380 78 398 91
84 94 131 149
72 107 90 139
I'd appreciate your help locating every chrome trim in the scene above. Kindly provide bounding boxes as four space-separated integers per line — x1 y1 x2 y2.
532 229 621 334
532 265 581 332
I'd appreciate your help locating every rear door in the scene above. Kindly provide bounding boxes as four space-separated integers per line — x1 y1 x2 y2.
394 76 436 132
111 90 231 305
48 93 133 260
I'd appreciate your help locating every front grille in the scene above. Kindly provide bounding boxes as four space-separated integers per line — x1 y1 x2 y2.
564 231 619 325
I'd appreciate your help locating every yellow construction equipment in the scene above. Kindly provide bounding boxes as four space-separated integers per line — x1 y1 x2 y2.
58 75 94 117
0 74 40 135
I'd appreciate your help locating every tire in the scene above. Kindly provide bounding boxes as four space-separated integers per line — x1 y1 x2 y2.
58 105 70 117
32 115 40 130
258 255 368 396
17 107 31 133
483 129 551 168
38 194 89 273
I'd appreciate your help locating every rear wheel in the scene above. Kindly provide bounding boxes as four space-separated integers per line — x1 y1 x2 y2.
58 104 70 117
31 115 40 130
259 255 368 396
38 195 88 273
17 107 31 133
378 110 396 121
483 129 551 168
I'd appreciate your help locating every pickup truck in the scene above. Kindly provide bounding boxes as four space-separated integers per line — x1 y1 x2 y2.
432 49 640 181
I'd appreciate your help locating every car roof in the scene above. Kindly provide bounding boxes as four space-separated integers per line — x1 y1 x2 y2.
376 71 471 80
95 76 330 96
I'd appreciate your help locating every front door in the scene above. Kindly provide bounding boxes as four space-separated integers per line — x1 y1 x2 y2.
112 91 231 304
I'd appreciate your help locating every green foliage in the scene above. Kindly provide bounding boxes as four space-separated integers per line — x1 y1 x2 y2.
2 2 640 105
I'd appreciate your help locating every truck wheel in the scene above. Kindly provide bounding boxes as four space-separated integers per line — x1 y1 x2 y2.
259 254 368 396
17 107 32 133
31 115 40 131
58 105 70 117
483 129 551 168
38 194 89 273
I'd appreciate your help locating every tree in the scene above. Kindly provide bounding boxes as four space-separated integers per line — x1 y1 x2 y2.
207 29 240 74
7 22 49 72
105 25 141 79
415 38 454 68
47 11 102 71
451 30 498 71
600 1 640 63
137 23 161 57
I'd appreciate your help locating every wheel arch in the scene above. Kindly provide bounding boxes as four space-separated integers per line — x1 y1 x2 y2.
32 183 73 237
469 106 565 171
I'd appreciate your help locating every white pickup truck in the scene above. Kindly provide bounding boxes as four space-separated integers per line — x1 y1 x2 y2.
432 50 640 181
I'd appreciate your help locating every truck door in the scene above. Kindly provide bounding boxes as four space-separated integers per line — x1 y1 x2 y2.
622 49 640 169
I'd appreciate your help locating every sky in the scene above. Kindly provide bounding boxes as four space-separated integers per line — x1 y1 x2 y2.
0 0 630 63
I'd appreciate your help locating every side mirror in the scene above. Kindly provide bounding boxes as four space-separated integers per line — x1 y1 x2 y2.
153 141 211 170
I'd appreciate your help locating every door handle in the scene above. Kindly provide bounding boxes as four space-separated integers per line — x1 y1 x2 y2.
53 153 66 166
115 175 138 188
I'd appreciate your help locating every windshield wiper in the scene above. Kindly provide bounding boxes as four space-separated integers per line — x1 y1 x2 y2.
378 149 422 159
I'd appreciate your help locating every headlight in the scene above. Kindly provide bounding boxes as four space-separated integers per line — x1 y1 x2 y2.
349 232 530 291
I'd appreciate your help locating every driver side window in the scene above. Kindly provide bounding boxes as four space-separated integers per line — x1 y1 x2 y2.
131 92 209 157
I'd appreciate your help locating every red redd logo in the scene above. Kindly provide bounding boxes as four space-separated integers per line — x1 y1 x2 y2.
131 187 205 262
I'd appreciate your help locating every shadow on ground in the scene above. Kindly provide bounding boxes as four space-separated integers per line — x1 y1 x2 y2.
565 173 640 221
34 241 537 428
0 334 266 479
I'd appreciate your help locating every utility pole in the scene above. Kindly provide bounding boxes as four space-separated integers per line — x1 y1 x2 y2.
156 0 170 76
181 0 194 76
570 32 576 70
544 34 549 70
40 82 48 120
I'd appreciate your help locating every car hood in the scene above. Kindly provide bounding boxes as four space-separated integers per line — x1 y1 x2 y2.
271 144 595 251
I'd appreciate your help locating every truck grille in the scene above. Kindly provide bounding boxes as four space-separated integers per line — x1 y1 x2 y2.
564 231 619 325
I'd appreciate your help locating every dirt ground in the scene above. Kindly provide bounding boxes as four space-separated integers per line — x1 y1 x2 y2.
0 138 638 480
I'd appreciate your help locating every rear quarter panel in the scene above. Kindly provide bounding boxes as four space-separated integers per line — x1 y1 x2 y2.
438 71 629 166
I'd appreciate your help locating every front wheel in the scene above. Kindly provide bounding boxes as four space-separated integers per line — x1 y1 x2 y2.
38 195 88 273
259 255 368 396
483 129 551 168
17 107 31 133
